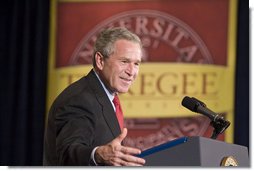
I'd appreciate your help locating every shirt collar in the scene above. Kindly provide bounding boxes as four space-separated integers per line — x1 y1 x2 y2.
93 69 115 102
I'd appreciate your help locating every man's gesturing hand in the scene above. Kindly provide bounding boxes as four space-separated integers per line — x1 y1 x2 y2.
94 128 146 166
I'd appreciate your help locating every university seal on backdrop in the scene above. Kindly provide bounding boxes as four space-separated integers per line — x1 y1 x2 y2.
70 10 212 65
69 10 214 150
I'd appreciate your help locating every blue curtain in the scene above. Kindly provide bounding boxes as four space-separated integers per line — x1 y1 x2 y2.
234 0 249 149
0 0 49 165
0 0 248 166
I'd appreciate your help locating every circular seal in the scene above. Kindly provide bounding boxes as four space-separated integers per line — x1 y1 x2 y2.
69 9 213 65
220 156 238 166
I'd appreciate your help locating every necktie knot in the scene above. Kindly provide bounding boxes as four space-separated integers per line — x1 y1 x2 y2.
113 95 120 106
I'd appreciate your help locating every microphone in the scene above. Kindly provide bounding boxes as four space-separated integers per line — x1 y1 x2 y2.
181 96 230 139
182 96 220 122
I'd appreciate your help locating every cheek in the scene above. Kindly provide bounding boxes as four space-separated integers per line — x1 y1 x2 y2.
115 65 125 76
133 68 139 77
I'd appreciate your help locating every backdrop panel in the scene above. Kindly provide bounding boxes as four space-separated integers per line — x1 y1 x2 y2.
47 0 238 150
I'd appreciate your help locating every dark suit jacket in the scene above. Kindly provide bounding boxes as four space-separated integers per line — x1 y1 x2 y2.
43 69 121 166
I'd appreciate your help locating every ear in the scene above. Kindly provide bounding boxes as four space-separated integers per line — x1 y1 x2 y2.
95 52 104 70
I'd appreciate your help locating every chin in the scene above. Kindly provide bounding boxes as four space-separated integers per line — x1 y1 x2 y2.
118 88 130 94
118 90 128 94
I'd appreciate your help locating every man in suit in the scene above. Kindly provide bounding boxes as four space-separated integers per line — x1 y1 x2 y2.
43 27 146 166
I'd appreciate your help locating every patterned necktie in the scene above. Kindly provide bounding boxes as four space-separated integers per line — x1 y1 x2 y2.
113 95 124 130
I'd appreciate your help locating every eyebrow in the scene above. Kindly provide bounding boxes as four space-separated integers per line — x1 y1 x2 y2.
120 57 142 63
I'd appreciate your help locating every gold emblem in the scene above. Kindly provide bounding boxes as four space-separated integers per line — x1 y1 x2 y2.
220 156 238 166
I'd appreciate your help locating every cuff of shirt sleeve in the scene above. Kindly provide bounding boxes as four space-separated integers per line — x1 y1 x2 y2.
91 146 99 166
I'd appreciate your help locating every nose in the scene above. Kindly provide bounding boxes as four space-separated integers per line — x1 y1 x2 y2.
126 63 135 76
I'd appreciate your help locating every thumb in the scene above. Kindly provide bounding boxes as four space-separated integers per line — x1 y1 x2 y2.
116 128 127 143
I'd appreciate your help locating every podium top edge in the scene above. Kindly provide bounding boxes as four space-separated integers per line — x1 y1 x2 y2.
137 137 188 158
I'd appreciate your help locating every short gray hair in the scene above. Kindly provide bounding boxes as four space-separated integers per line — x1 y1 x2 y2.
93 27 142 67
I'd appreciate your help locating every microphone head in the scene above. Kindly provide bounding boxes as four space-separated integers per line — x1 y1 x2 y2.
181 96 198 112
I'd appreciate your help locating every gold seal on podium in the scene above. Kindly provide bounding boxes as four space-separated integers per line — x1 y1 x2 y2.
220 156 238 166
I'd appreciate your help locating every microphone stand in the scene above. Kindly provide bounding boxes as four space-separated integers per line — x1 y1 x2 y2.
210 116 231 139
181 96 231 139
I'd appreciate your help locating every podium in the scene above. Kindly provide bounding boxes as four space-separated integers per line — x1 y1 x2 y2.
137 136 249 166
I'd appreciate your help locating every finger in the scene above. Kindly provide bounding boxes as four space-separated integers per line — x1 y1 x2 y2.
123 162 144 166
115 128 128 143
113 156 144 166
120 146 142 155
109 158 122 166
120 154 146 166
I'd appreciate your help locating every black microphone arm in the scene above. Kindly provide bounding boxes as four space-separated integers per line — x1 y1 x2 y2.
181 96 230 139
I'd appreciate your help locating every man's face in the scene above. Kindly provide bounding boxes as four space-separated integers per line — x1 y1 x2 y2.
97 39 142 94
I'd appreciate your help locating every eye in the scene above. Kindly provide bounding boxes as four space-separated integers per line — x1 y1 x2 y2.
135 62 140 66
121 60 128 64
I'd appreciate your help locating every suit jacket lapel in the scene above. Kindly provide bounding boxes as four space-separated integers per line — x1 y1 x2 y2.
86 70 121 137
